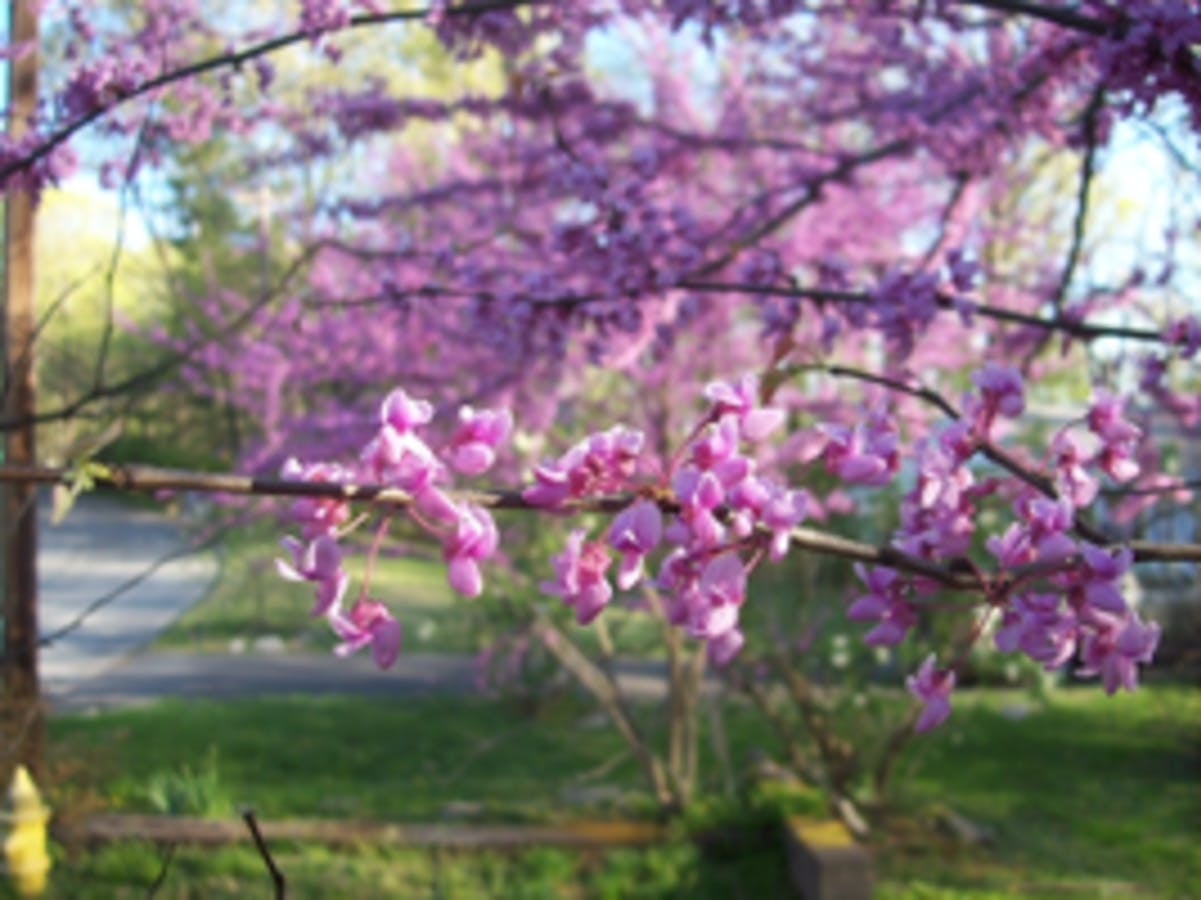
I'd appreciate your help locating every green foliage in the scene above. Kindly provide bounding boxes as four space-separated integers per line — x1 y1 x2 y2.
38 839 792 899
144 749 233 818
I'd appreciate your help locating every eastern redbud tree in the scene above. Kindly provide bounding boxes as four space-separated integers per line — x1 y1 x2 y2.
6 0 1201 811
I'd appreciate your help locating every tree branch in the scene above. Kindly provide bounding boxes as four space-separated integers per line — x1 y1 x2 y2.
240 808 285 900
953 0 1111 35
4 462 1199 584
681 280 1164 345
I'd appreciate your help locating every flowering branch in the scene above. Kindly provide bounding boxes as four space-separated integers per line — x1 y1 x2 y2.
5 461 1197 570
0 0 543 185
681 281 1164 345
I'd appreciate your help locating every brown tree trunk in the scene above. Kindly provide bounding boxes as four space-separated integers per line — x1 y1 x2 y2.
1 0 41 781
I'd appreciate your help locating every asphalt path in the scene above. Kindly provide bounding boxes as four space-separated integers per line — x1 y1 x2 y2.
38 492 218 703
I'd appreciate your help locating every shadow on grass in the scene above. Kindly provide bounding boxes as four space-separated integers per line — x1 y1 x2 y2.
51 694 653 824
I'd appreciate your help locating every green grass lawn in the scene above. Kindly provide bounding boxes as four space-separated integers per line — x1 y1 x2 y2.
41 685 1199 897
50 694 648 823
875 685 1201 899
42 838 790 899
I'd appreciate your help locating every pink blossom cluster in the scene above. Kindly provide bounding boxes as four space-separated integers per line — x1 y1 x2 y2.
821 258 986 364
995 542 1160 696
1165 315 1201 360
1093 1 1201 128
59 57 150 120
894 426 982 561
843 368 1159 732
427 0 535 59
530 375 807 666
276 388 512 669
811 409 900 487
0 131 77 197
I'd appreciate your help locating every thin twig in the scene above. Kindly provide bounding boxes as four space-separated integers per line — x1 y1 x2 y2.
1021 87 1106 369
241 807 286 900
145 843 177 899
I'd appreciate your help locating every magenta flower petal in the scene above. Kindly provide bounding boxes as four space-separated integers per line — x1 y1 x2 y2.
448 556 483 598
914 695 951 733
707 627 745 667
452 443 495 476
371 618 402 669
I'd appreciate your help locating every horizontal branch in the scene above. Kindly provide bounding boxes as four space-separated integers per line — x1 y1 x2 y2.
954 0 1110 35
682 280 1165 345
6 462 1200 590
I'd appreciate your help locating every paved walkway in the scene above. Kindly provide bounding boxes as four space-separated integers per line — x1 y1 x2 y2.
38 492 218 702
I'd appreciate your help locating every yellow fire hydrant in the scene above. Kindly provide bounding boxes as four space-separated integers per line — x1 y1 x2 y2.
3 766 50 896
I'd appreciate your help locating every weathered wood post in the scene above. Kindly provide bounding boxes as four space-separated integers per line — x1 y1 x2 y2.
1 0 41 779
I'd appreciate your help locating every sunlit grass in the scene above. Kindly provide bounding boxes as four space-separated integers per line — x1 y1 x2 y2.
876 685 1201 898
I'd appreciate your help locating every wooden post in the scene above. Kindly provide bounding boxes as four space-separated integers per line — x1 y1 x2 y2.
2 0 41 778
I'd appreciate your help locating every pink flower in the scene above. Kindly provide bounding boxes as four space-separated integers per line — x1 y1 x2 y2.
699 553 747 608
995 593 1077 669
1078 610 1160 695
847 565 915 646
361 425 444 490
681 554 748 666
1077 543 1133 614
275 535 348 617
442 503 499 598
541 529 613 625
1050 431 1099 506
280 458 353 539
609 499 663 590
759 486 809 560
379 387 433 432
671 466 726 547
1097 442 1140 483
986 522 1034 568
330 598 402 670
1087 391 1141 483
689 416 740 470
1165 315 1201 359
819 421 898 486
907 654 956 733
1087 390 1140 443
704 374 784 442
897 438 976 560
449 405 512 475
523 426 644 508
707 627 745 667
968 364 1024 436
